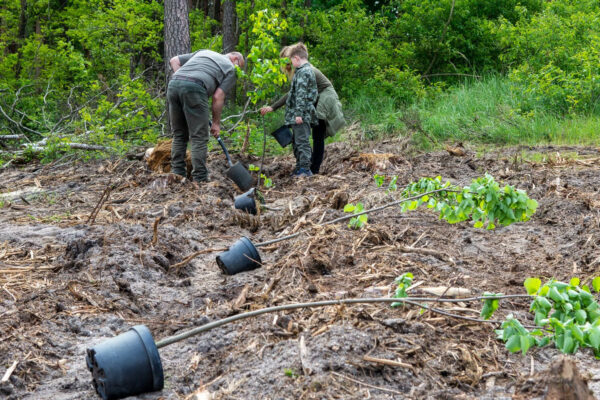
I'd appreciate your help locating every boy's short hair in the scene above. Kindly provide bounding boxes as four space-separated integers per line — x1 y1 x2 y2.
288 43 308 60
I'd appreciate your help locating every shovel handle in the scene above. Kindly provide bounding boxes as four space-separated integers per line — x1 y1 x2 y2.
216 136 234 167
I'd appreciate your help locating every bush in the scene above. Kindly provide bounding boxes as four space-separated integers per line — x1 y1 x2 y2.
497 0 600 112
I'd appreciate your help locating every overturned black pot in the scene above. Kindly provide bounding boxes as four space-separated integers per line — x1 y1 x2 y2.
86 325 163 400
234 187 257 215
216 236 262 275
270 125 293 148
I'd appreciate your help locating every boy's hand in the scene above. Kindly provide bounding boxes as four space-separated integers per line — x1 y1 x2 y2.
260 106 273 115
295 116 303 124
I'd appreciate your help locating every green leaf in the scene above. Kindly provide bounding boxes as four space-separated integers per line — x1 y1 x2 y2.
343 204 355 213
536 296 552 312
593 277 600 293
536 336 550 347
575 309 587 325
570 277 580 287
505 335 521 353
549 287 564 303
524 278 541 295
589 327 600 349
520 335 532 355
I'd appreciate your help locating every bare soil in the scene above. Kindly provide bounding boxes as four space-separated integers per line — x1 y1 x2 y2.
0 141 599 399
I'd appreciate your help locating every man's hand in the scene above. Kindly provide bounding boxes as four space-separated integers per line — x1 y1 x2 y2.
295 116 303 124
210 121 221 138
260 106 273 116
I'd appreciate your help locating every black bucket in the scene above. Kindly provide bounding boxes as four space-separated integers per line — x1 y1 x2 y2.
234 188 257 215
216 237 262 275
226 162 254 191
271 125 293 148
86 325 164 400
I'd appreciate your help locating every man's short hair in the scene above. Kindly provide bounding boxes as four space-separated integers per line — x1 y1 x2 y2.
227 51 245 68
288 43 308 60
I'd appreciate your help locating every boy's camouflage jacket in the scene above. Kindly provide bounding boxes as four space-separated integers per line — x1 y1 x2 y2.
284 62 318 126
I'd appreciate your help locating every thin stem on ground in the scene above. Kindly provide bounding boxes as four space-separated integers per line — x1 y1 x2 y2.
155 294 534 348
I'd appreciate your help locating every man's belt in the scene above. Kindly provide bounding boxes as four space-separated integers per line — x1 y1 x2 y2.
172 75 206 89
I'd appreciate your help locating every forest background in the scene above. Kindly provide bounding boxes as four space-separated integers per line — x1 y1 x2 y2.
1 0 600 166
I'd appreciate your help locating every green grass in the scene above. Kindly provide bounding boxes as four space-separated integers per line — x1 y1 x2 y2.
344 75 600 149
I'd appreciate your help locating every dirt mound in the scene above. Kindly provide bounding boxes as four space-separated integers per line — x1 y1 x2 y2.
545 357 595 400
146 139 192 174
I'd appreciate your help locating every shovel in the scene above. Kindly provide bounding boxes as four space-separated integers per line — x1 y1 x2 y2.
216 136 253 191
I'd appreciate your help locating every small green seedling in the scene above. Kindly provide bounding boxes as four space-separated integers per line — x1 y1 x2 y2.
391 272 414 307
373 174 398 192
284 368 298 378
388 175 398 192
249 164 274 188
343 202 368 229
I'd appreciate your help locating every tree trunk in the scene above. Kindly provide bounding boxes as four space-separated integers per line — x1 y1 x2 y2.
222 0 237 102
222 0 237 53
163 0 191 136
164 0 191 79
213 0 221 23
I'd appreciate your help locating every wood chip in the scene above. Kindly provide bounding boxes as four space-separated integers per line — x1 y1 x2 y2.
1 360 17 383
363 355 415 372
421 286 471 298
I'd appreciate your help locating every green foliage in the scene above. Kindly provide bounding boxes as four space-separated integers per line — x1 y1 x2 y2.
401 174 538 229
309 0 424 104
343 202 368 229
491 277 600 357
391 272 414 307
239 9 289 105
497 0 600 112
373 174 385 187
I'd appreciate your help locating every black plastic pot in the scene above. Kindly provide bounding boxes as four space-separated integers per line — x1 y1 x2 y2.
86 325 164 400
216 237 262 275
271 125 293 148
234 187 257 215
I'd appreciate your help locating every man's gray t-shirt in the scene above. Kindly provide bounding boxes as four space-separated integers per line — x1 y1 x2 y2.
174 50 236 96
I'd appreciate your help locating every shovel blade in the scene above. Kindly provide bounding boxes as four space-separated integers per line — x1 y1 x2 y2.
227 162 253 191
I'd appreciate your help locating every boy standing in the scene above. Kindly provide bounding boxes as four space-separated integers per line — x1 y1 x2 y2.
285 44 318 177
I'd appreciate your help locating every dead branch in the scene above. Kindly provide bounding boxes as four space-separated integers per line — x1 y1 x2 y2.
225 97 252 134
87 183 115 225
151 216 161 246
168 247 229 270
0 102 43 137
0 135 24 140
